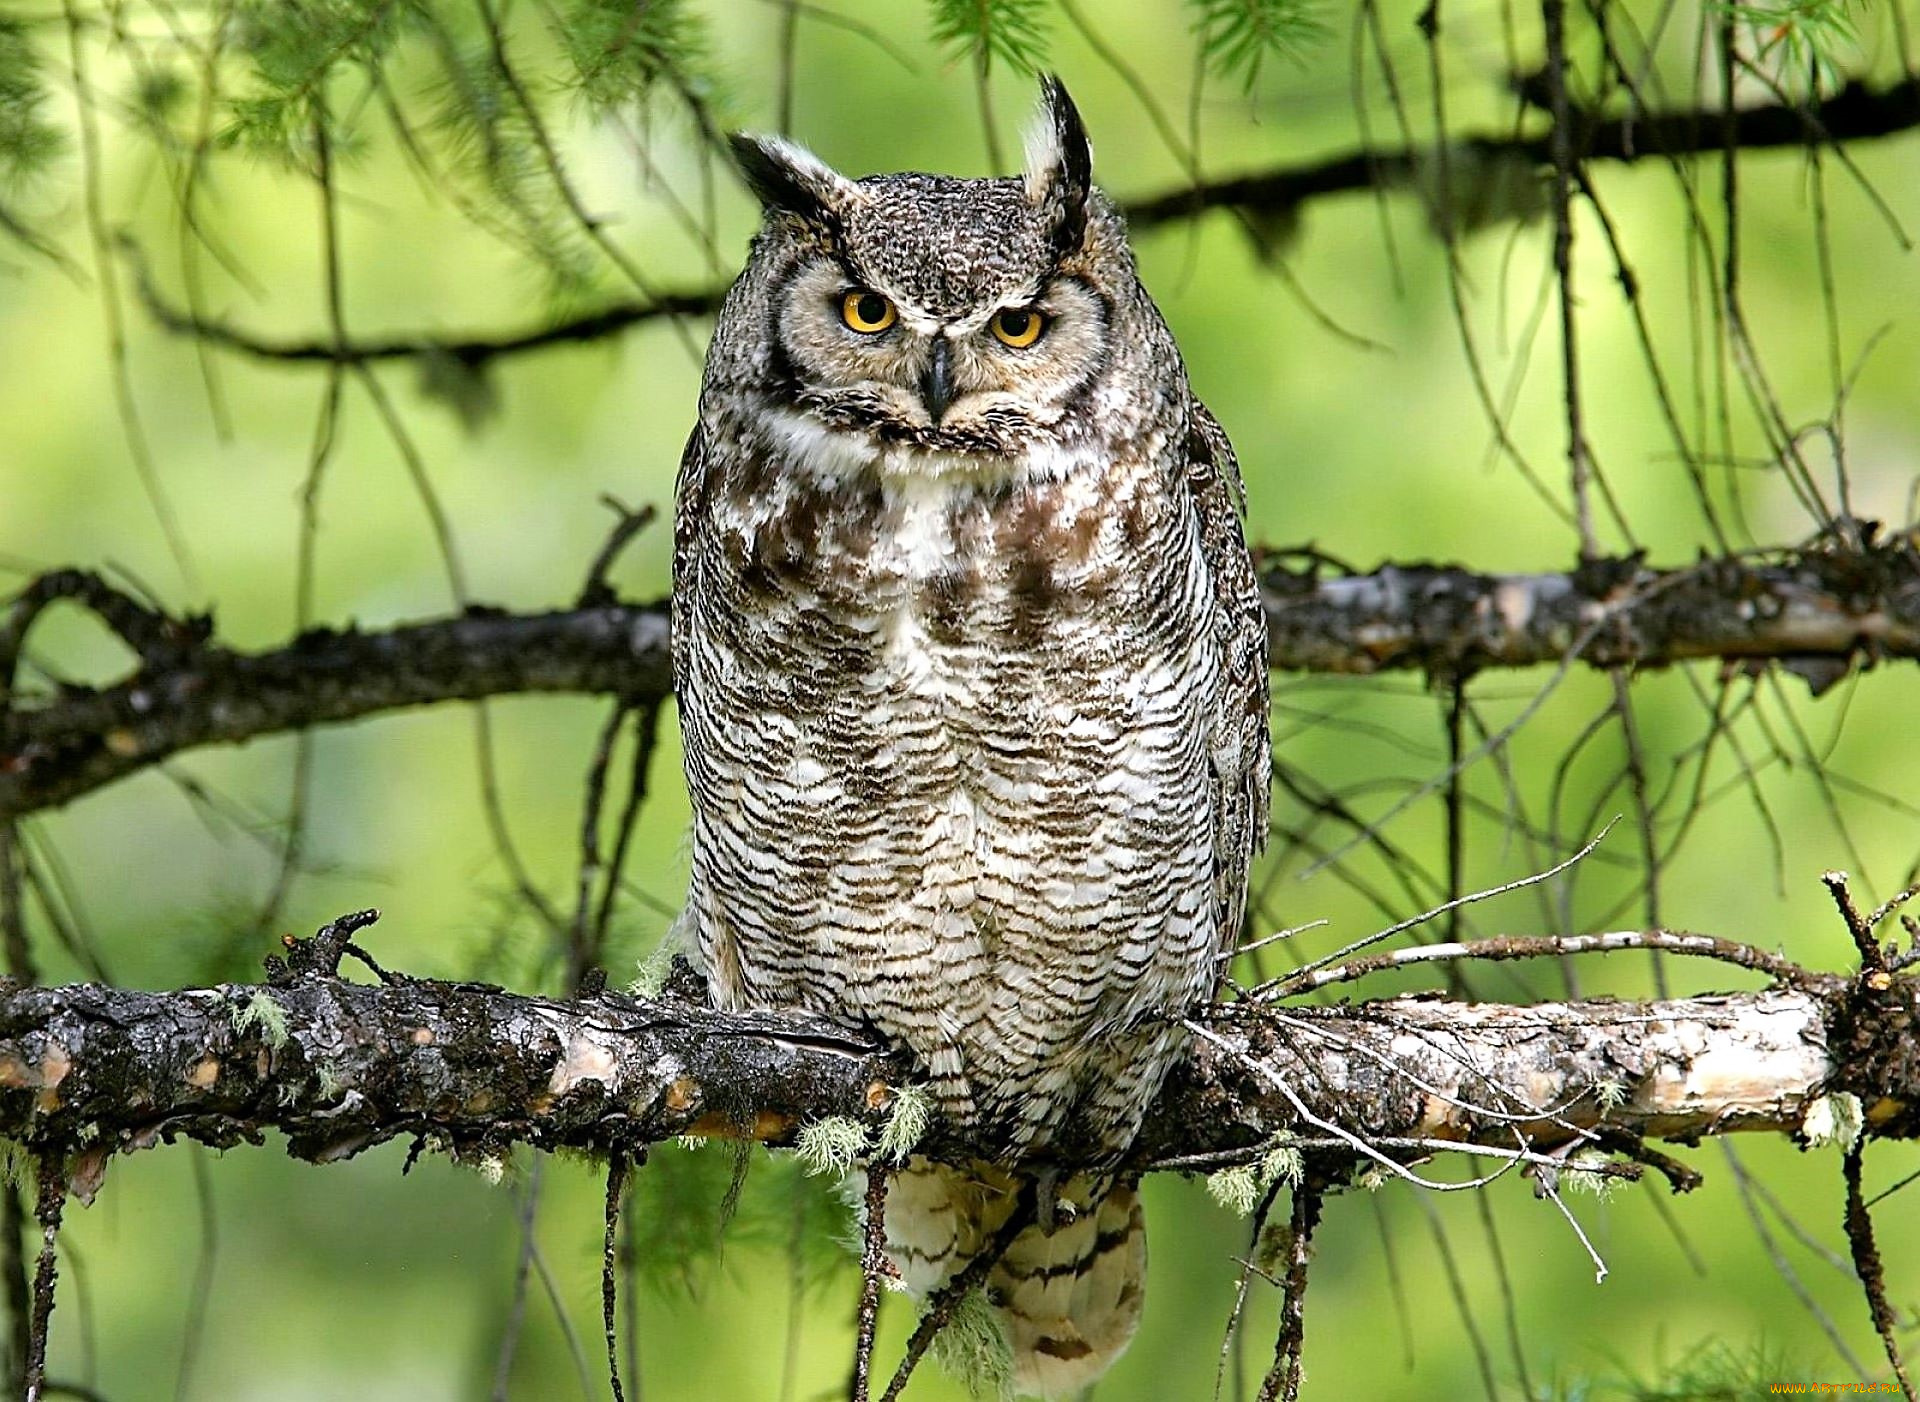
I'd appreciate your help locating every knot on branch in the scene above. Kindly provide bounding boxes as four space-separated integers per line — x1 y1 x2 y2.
265 909 397 986
1819 873 1920 1142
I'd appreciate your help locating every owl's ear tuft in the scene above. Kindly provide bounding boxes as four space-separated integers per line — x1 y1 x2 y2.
1023 75 1093 256
730 132 861 229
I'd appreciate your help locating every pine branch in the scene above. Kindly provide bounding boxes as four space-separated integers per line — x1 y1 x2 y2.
0 931 1904 1178
6 544 1918 818
115 80 1920 370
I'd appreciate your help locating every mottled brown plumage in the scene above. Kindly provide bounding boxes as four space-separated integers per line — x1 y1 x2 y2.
671 77 1268 1396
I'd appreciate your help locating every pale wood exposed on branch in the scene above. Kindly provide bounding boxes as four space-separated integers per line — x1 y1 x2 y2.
5 544 1917 819
0 942 1907 1182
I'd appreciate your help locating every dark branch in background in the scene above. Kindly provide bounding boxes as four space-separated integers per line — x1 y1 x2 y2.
121 81 1920 373
7 541 1920 818
120 236 722 367
1125 77 1920 229
0 588 669 818
0 920 1908 1181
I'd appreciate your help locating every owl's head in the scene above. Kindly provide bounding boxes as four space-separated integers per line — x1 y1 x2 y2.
725 77 1153 459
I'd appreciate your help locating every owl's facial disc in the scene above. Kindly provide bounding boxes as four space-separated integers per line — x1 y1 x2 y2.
735 82 1109 461
771 259 1111 454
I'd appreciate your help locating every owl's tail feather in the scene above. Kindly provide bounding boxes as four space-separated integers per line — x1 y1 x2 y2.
876 1161 1146 1399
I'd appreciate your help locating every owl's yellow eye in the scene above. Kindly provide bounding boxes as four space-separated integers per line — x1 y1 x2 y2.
840 290 897 334
988 307 1047 348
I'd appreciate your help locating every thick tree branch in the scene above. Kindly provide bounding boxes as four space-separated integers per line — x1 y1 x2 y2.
0 946 1906 1183
0 598 670 818
123 81 1920 372
1259 544 1920 679
6 544 1919 818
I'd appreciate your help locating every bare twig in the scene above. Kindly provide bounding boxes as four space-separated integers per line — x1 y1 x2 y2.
603 1154 631 1402
1842 1144 1917 1401
23 1154 66 1402
1254 1178 1324 1402
848 1170 888 1402
1285 927 1820 996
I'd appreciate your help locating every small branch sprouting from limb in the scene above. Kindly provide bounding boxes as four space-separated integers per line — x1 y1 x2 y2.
267 907 383 983
1841 1144 1916 1401
1255 1177 1324 1402
23 1154 66 1402
1255 822 1622 997
1594 1132 1704 1195
1824 871 1889 973
580 500 659 609
1279 928 1823 998
848 1168 889 1402
602 1153 631 1402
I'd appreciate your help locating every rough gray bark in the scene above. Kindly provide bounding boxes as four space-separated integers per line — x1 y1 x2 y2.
6 543 1916 818
0 934 1908 1186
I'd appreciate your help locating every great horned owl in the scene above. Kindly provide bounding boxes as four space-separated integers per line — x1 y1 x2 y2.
672 77 1269 1397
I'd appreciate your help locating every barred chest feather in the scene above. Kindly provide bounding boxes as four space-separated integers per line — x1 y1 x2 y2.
681 405 1223 1155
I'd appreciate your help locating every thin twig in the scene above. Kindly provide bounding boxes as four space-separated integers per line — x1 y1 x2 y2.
602 1154 630 1402
1261 821 1621 997
848 1169 888 1402
1254 1179 1324 1402
1283 927 1822 996
23 1155 66 1402
1841 1144 1917 1401
877 1185 1036 1402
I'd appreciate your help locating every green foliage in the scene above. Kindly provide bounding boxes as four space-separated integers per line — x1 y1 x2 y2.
221 0 407 163
132 62 192 127
0 18 62 260
0 19 63 190
551 0 715 111
1187 0 1328 90
1539 1338 1807 1399
624 1141 852 1295
928 0 1051 74
412 13 605 303
1715 1 1861 95
0 16 63 261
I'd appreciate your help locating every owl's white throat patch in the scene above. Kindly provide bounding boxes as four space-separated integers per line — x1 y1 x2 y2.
764 406 1098 490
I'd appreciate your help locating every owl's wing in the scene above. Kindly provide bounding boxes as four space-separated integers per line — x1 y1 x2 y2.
670 421 711 690
1184 397 1272 957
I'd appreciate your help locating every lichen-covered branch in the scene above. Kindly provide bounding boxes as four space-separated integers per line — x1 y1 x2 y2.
7 544 1918 819
1258 546 1920 680
0 948 1908 1182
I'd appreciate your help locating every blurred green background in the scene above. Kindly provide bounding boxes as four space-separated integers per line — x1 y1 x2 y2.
3 0 1920 1397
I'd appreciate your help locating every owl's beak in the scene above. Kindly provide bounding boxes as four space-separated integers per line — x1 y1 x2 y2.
919 337 955 424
